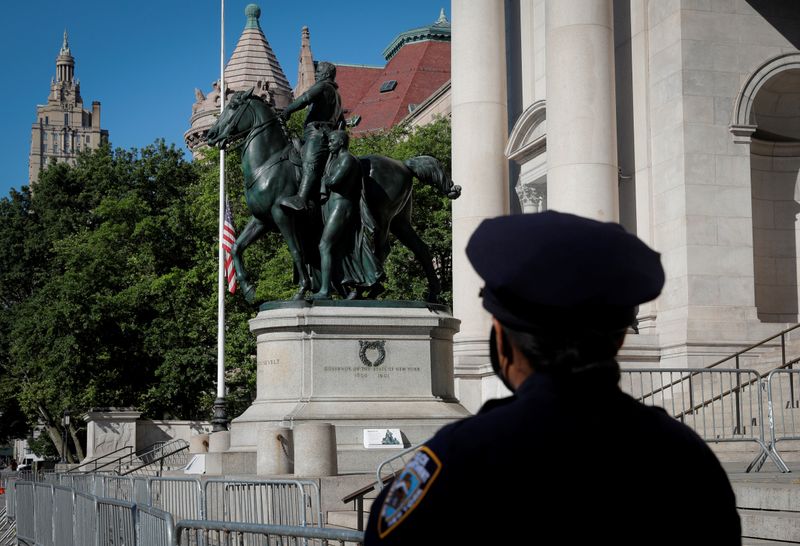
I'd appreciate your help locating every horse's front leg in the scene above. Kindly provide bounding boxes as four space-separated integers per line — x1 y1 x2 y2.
232 216 267 304
272 205 311 300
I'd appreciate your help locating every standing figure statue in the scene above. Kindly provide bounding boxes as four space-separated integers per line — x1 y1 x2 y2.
279 61 344 212
315 130 382 299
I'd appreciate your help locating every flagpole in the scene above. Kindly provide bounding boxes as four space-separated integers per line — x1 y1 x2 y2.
213 0 228 432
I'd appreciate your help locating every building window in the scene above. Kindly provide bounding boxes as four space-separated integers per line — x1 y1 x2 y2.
379 80 398 93
42 133 47 141
42 144 47 154
53 144 58 154
45 116 49 125
64 113 69 126
85 135 90 144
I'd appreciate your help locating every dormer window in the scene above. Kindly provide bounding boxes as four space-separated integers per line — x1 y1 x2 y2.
379 80 398 93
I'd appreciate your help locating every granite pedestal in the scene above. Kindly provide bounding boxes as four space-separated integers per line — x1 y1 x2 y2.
229 301 470 473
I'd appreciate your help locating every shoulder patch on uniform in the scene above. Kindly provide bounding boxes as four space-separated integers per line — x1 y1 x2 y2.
378 445 442 538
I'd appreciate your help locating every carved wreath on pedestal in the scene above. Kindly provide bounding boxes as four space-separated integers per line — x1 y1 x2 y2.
359 340 386 367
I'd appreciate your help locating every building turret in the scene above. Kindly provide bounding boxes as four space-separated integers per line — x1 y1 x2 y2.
185 3 293 157
295 26 315 97
56 30 75 83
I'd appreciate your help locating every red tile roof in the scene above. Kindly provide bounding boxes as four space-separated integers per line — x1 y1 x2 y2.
334 64 383 116
335 40 450 134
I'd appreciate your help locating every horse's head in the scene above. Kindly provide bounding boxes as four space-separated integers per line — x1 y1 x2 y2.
207 88 277 150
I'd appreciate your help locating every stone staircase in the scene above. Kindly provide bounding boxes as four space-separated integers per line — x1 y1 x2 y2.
733 469 800 544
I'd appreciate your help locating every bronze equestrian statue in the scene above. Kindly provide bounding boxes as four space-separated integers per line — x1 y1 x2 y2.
206 88 460 303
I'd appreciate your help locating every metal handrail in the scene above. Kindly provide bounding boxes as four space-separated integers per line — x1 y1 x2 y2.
672 370 761 422
709 322 800 369
635 323 800 407
65 445 134 474
118 440 189 476
90 439 187 475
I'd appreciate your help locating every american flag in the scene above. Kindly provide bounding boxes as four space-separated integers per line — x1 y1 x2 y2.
223 198 237 294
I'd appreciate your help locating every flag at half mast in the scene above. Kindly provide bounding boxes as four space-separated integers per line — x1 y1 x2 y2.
223 198 237 294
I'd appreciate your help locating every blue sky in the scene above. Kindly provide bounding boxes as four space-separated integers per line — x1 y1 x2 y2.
0 0 450 196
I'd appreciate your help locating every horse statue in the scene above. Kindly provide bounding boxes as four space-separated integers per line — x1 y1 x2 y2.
206 88 461 303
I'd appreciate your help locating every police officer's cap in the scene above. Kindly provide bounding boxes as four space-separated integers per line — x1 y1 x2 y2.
466 211 665 331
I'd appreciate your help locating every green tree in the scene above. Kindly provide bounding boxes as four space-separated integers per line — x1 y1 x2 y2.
1 142 256 458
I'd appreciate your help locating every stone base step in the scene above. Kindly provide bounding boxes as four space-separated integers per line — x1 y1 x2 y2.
739 509 800 543
327 510 370 531
742 539 800 545
735 481 800 512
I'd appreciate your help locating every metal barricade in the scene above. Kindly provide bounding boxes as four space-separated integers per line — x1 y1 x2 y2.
175 520 364 546
104 475 136 502
137 504 175 546
69 473 97 495
376 444 419 483
98 497 136 546
132 476 150 507
53 485 75 546
15 481 35 543
204 479 322 527
149 477 202 521
74 491 98 546
619 368 784 471
5 476 18 521
761 369 800 472
34 482 55 546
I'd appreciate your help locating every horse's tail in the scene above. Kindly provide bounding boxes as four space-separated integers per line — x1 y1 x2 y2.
404 156 461 200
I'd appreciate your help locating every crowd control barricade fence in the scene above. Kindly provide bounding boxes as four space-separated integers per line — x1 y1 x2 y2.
9 475 350 546
33 483 54 546
758 369 800 472
375 444 419 484
3 475 19 522
149 477 203 521
619 368 789 472
98 497 137 546
103 475 137 502
52 486 74 546
203 479 322 527
137 504 176 546
15 481 34 543
73 491 98 546
175 520 364 546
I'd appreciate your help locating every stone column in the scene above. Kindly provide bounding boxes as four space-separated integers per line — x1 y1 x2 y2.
451 0 509 413
545 0 618 221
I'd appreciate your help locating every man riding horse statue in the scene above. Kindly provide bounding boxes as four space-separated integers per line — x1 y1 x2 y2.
205 61 461 304
279 61 345 213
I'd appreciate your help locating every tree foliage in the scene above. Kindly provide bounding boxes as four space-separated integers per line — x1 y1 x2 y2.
0 142 255 456
0 117 452 456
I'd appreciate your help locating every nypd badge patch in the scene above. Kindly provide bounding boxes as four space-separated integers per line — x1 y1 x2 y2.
378 446 442 538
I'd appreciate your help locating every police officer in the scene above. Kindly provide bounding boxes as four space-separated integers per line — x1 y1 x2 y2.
365 211 741 545
279 61 345 212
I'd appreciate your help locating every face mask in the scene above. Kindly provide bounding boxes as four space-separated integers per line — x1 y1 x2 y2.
490 326 515 393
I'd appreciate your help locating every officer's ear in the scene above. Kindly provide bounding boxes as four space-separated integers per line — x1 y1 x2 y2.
492 319 514 362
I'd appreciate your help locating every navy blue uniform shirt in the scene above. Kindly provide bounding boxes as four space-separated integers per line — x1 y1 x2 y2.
365 364 741 545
